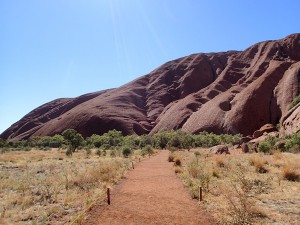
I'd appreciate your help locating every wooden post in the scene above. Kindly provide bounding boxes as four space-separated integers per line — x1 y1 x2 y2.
199 186 203 201
139 157 141 162
132 162 134 169
107 188 110 205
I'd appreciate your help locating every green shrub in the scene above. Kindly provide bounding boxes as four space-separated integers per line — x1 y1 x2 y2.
258 141 271 153
122 146 132 157
0 147 10 153
284 133 300 153
291 94 300 108
0 138 8 148
95 149 101 157
102 144 111 150
110 150 116 157
62 129 84 156
141 145 154 156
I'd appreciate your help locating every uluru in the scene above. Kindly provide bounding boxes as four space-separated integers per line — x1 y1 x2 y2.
1 33 300 141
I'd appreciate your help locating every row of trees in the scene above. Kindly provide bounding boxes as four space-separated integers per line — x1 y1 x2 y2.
2 128 300 155
0 129 242 155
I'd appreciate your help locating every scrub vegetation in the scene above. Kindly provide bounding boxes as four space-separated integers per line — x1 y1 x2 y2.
174 149 300 225
1 129 299 224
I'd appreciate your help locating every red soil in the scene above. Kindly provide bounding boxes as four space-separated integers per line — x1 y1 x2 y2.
84 150 217 225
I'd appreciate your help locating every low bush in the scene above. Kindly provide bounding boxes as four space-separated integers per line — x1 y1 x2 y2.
168 153 175 162
249 155 268 173
141 145 154 157
290 94 300 108
215 155 225 168
258 141 271 153
254 161 268 174
122 146 132 157
96 149 102 157
174 166 183 174
174 158 182 166
284 133 300 153
110 150 116 157
282 165 299 182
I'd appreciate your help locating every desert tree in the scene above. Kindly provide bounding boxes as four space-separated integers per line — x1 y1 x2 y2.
62 129 84 156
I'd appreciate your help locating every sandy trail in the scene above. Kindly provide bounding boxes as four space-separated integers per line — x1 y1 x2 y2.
84 150 216 225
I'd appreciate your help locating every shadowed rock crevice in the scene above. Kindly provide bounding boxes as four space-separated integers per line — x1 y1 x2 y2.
1 34 300 140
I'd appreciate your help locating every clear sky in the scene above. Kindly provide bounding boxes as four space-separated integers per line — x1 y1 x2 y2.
0 0 299 134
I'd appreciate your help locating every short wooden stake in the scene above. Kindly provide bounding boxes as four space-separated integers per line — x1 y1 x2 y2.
107 188 110 205
199 186 203 201
139 158 141 162
132 162 134 169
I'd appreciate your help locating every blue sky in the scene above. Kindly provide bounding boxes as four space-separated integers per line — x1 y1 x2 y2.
0 0 299 134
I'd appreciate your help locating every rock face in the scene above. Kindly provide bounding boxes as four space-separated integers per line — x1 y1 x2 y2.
1 34 300 140
281 103 300 135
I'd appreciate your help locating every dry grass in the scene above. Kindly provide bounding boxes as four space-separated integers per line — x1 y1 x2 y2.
176 148 300 225
249 154 269 173
0 148 132 225
215 155 226 168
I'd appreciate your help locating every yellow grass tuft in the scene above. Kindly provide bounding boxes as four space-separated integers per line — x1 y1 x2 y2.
214 155 225 168
174 166 183 174
282 164 300 182
174 157 182 166
249 154 268 173
168 153 175 162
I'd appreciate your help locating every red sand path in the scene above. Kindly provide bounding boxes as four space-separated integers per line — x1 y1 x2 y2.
84 150 217 225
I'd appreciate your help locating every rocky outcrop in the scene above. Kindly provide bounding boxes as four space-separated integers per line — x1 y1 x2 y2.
253 124 278 139
209 145 230 154
281 103 300 135
1 34 300 140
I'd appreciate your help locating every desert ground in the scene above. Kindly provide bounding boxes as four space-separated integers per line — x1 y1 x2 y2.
0 148 135 224
0 147 299 225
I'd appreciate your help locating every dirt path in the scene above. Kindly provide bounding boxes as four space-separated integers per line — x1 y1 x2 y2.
84 150 216 225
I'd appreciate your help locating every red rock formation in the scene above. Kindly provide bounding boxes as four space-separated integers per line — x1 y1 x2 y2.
281 104 300 135
253 124 278 139
1 34 300 140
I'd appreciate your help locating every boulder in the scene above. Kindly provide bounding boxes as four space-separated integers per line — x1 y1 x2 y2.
250 131 279 144
233 144 241 149
209 145 230 154
253 124 278 139
241 143 249 153
253 130 263 139
241 136 252 143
